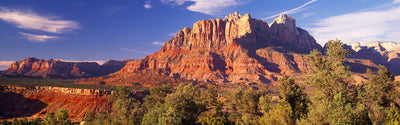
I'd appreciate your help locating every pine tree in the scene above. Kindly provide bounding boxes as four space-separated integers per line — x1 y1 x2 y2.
278 75 308 123
304 39 356 124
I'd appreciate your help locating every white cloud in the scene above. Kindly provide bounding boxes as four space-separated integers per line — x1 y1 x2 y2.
152 41 164 45
394 0 400 4
144 1 152 9
309 5 400 45
0 61 14 71
168 32 177 36
161 0 245 15
0 7 79 34
0 61 14 66
19 32 60 42
121 48 151 54
263 0 317 20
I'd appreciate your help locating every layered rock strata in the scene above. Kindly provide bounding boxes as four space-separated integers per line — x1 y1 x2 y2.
117 12 322 84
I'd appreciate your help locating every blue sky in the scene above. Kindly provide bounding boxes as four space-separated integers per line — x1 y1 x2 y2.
1 0 400 70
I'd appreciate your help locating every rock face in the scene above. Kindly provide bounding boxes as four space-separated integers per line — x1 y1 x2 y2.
269 14 322 51
117 12 323 84
345 42 400 75
0 85 112 122
3 58 130 78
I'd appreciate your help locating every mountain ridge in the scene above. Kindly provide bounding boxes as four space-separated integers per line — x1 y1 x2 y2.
2 57 132 78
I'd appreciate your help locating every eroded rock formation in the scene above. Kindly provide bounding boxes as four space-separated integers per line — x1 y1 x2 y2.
0 85 112 122
116 12 322 84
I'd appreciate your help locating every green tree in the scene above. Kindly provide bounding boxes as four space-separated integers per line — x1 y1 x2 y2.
55 109 71 125
303 39 356 124
328 92 353 125
141 83 205 125
110 85 143 125
43 109 71 125
43 112 56 125
358 65 400 124
365 65 399 106
258 99 293 125
143 84 173 109
306 39 353 100
200 86 219 107
278 75 308 122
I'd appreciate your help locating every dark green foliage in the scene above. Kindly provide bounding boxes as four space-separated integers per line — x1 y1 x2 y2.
110 85 144 125
84 85 144 125
200 86 219 107
305 39 353 101
364 65 399 106
143 84 173 109
141 83 205 125
303 39 357 124
42 109 71 125
224 87 265 115
278 75 308 121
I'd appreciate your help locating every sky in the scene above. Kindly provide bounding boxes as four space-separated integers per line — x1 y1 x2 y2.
1 0 400 70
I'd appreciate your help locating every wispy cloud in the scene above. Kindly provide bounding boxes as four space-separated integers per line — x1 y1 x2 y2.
394 0 400 4
0 61 14 71
300 12 316 19
19 32 60 42
121 48 151 54
263 0 317 20
144 1 152 9
152 41 164 45
309 4 400 45
161 0 246 15
168 32 177 37
0 7 80 34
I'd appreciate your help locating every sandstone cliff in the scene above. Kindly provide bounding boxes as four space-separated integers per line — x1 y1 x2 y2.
116 12 323 84
0 85 112 122
3 58 131 78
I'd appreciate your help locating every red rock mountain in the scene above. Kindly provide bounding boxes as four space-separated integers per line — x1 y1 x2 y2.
345 42 400 75
116 12 323 84
3 57 131 78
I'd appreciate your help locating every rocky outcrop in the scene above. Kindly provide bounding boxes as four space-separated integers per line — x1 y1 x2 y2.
115 12 323 84
345 42 400 75
3 58 130 78
269 14 322 51
0 85 113 122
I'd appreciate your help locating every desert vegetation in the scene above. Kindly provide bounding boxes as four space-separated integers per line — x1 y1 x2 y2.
2 39 400 125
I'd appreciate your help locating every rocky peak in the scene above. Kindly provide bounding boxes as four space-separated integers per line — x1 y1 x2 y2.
224 11 242 21
347 42 400 53
269 14 297 33
22 57 40 63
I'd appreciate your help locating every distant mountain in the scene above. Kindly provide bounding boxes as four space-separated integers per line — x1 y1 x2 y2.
345 42 400 75
2 57 132 78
